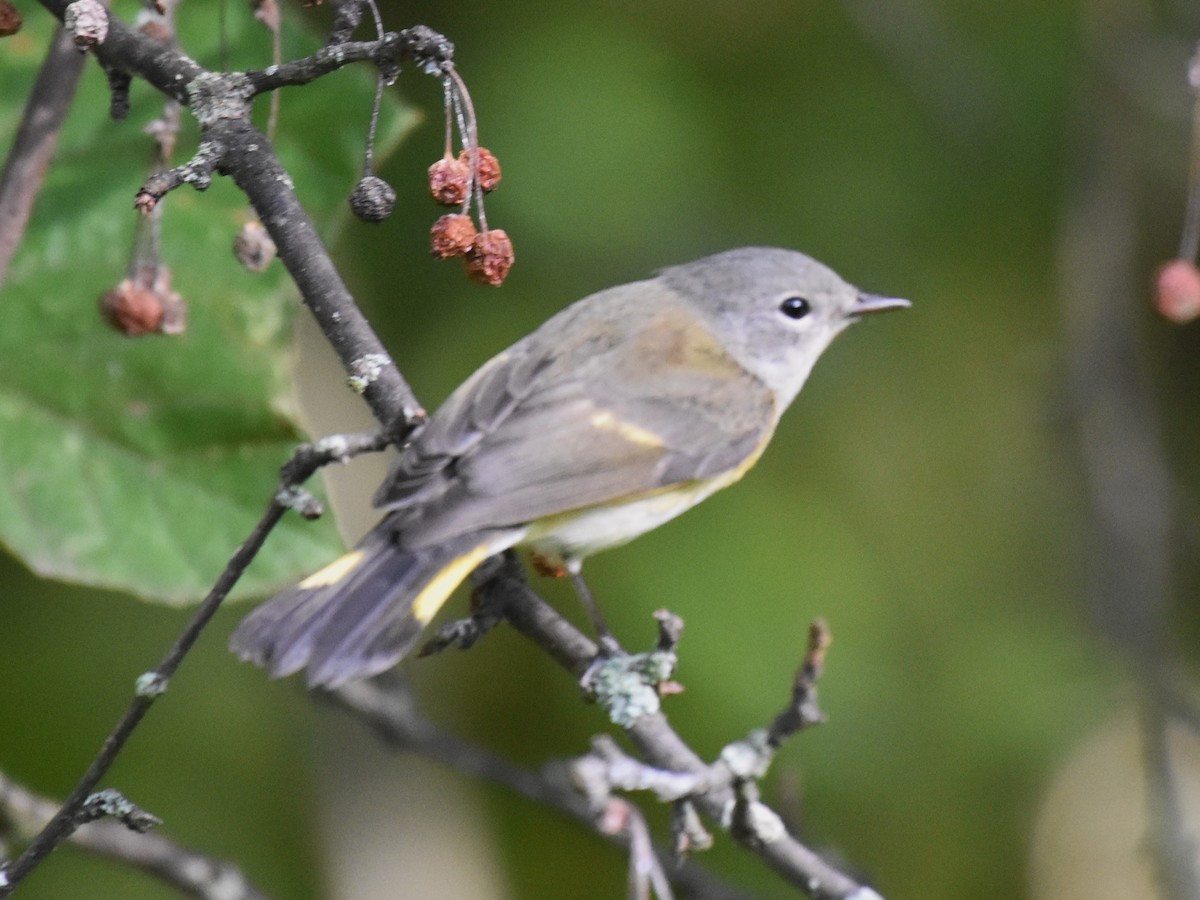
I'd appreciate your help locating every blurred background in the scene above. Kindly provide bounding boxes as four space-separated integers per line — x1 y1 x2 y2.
3 0 1200 897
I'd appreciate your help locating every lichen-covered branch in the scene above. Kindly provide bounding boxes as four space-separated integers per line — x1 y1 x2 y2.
0 435 387 894
323 676 757 900
35 0 424 437
245 25 455 94
474 554 882 900
0 771 267 900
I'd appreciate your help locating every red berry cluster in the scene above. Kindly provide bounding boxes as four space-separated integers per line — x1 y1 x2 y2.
426 67 513 286
346 54 512 284
428 146 511 286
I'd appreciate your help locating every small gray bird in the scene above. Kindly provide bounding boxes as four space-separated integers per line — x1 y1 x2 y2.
230 247 908 686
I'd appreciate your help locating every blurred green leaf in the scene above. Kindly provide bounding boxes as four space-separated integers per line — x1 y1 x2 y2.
0 12 417 604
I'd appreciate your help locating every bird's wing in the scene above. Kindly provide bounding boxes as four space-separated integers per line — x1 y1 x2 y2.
376 294 778 545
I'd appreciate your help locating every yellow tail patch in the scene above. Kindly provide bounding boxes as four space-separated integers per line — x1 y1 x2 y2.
298 549 367 589
411 542 498 625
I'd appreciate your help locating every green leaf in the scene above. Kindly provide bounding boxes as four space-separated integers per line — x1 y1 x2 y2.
0 10 418 604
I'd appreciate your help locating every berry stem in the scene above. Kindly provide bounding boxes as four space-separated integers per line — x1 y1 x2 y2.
1181 47 1200 261
362 75 383 177
447 66 487 228
442 76 455 159
358 0 387 177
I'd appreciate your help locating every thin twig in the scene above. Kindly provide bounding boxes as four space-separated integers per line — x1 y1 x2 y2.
322 676 756 900
0 505 287 894
0 25 88 287
0 772 267 900
1180 44 1200 261
245 26 454 95
477 554 878 900
1060 50 1200 899
18 5 880 898
0 435 385 895
33 4 430 436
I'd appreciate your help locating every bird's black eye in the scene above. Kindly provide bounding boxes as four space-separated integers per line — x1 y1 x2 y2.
779 296 812 319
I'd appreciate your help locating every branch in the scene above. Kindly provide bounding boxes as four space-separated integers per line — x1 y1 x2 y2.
35 0 426 437
0 24 87 286
211 114 423 436
3 2 431 890
1060 45 1200 898
0 434 385 895
322 676 757 900
0 771 266 899
476 554 882 900
244 26 455 94
14 6 881 898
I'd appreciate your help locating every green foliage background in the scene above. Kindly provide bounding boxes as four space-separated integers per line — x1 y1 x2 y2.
3 1 1199 898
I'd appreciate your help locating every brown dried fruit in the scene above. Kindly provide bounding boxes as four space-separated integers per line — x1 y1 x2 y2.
428 155 470 206
430 214 478 259
1155 258 1200 323
349 175 397 223
100 280 164 336
101 268 186 336
464 229 514 286
0 1 23 37
459 147 501 192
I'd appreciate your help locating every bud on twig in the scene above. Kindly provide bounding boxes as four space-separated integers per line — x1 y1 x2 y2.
64 0 108 51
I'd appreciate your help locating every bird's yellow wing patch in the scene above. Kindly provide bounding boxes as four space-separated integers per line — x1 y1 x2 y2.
588 410 664 449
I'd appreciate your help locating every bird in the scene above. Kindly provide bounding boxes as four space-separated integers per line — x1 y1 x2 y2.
230 247 909 687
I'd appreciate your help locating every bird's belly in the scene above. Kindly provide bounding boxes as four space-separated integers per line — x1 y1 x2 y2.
521 478 731 567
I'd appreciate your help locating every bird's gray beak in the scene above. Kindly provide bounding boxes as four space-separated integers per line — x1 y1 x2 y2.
850 292 911 318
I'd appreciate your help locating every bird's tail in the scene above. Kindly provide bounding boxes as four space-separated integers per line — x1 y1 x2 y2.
229 522 516 687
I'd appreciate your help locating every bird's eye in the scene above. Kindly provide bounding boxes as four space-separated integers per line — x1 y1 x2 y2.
779 296 812 319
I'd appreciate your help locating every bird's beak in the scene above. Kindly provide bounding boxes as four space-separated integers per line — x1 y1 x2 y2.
850 292 911 318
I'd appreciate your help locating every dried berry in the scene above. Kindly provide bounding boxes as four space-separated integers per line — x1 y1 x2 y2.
459 147 501 192
430 214 478 259
100 272 185 336
100 279 164 336
464 229 514 286
233 219 277 272
428 155 470 206
1155 258 1200 323
0 1 23 37
348 175 396 223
